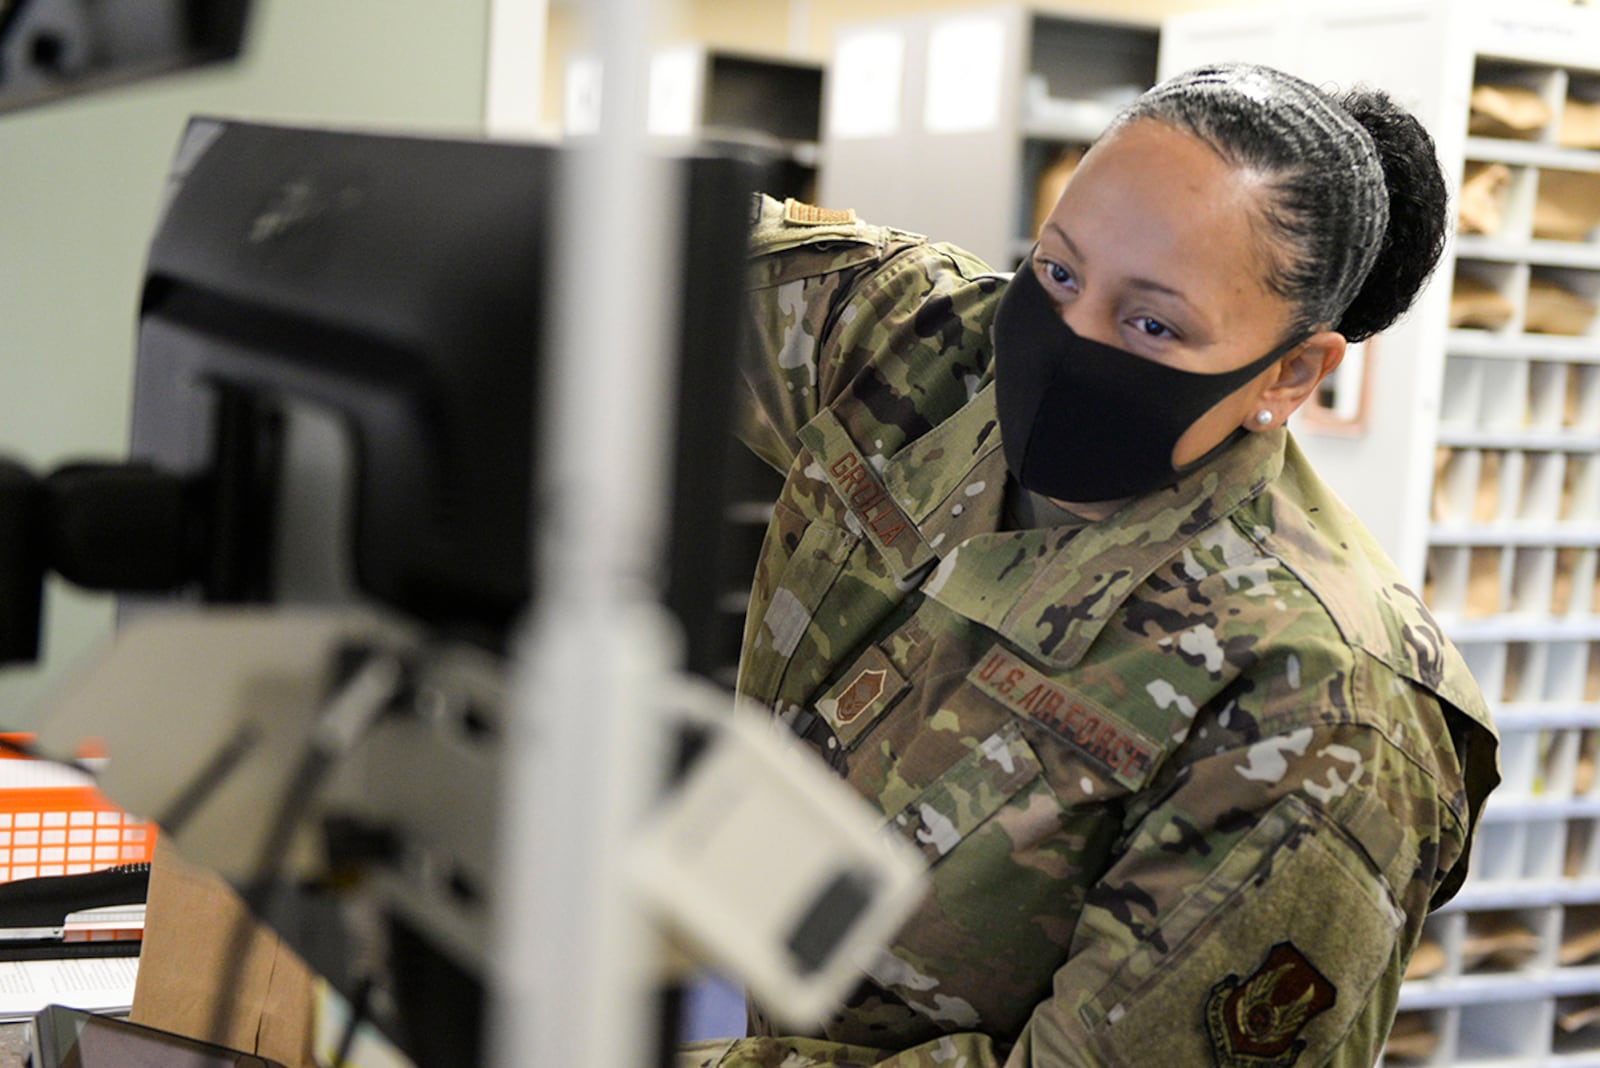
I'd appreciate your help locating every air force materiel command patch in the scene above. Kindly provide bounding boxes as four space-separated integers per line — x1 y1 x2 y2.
1206 943 1337 1067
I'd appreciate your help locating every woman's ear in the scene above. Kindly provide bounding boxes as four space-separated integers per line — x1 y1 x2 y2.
1262 330 1347 414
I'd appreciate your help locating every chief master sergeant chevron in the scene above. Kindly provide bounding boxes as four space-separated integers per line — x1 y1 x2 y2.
682 62 1499 1067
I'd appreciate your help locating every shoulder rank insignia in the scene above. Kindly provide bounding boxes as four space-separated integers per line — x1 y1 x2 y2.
783 198 857 226
1206 942 1336 1067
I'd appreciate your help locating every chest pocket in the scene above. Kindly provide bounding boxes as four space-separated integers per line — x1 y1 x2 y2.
887 720 1045 862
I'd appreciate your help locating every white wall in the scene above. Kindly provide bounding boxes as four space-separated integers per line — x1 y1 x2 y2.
0 0 497 723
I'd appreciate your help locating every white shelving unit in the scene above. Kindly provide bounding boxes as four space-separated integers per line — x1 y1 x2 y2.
1161 2 1600 1064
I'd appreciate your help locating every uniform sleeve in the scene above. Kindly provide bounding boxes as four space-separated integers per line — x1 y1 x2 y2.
693 710 1459 1068
737 195 993 475
1011 714 1447 1067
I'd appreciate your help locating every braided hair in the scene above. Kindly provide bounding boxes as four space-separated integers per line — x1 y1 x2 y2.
1108 63 1448 343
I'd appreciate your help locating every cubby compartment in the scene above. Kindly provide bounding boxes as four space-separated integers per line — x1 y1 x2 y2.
1576 730 1600 796
1563 454 1600 523
1505 641 1543 706
1547 641 1592 702
1409 910 1464 983
1441 359 1489 432
1472 818 1528 885
1432 448 1484 524
1528 267 1600 339
1560 904 1600 968
1510 547 1558 615
1537 727 1582 799
1382 1007 1455 1067
1531 360 1575 430
1519 450 1566 523
1460 158 1535 242
1564 816 1599 878
1555 993 1600 1056
1456 638 1507 698
1567 363 1600 433
1498 727 1545 801
1466 545 1507 617
1457 996 1554 1062
1564 72 1600 152
1533 167 1600 245
1472 59 1565 140
1526 818 1573 882
1478 358 1529 434
1553 547 1595 615
1463 907 1558 974
1470 816 1570 884
1424 544 1470 618
1451 259 1525 334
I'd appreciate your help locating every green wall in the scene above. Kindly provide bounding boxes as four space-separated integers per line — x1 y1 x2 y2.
0 0 494 723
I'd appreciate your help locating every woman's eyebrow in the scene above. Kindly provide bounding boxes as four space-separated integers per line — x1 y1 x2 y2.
1042 220 1077 259
1043 220 1194 309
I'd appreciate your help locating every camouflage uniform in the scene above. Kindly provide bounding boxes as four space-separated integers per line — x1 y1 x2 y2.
684 197 1499 1068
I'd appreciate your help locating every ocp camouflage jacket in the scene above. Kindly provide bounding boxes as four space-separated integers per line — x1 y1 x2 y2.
685 196 1499 1068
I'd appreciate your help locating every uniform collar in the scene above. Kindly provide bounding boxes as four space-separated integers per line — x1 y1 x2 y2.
913 390 1286 669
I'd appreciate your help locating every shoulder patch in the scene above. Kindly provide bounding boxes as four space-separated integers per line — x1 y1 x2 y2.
1206 942 1336 1067
783 198 857 226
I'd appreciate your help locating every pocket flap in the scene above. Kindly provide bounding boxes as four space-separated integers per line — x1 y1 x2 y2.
889 721 1043 864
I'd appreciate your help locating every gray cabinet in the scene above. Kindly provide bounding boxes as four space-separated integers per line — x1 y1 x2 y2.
819 6 1157 270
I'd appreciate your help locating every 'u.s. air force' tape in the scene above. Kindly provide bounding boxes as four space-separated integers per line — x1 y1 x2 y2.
969 646 1159 789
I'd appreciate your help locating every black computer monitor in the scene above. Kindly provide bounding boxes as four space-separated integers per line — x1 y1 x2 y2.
131 117 556 645
129 116 759 661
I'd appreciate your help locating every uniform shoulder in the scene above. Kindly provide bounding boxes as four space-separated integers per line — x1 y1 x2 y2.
747 193 993 285
1247 441 1490 727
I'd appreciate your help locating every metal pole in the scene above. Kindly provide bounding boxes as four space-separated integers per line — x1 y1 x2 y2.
489 0 684 1065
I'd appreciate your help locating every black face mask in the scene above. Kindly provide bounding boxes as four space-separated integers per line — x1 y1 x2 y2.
992 262 1306 503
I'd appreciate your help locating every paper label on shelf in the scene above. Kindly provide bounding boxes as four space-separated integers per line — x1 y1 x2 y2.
830 29 904 140
924 15 1006 135
648 47 700 139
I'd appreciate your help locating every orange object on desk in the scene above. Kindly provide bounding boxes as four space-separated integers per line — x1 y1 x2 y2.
0 732 157 884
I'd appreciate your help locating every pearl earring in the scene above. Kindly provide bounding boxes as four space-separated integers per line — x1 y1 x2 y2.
1254 410 1274 427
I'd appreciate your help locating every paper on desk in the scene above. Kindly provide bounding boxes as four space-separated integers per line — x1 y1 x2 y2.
0 758 100 790
0 954 137 1020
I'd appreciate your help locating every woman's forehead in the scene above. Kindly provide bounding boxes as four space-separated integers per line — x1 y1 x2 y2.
1047 121 1279 298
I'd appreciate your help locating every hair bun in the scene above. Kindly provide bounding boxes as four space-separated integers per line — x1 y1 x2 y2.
1332 88 1449 342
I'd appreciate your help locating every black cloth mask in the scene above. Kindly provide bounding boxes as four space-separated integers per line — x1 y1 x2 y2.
992 262 1306 503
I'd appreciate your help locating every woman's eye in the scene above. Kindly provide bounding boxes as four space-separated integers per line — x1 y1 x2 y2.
1040 260 1075 290
1132 316 1174 339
